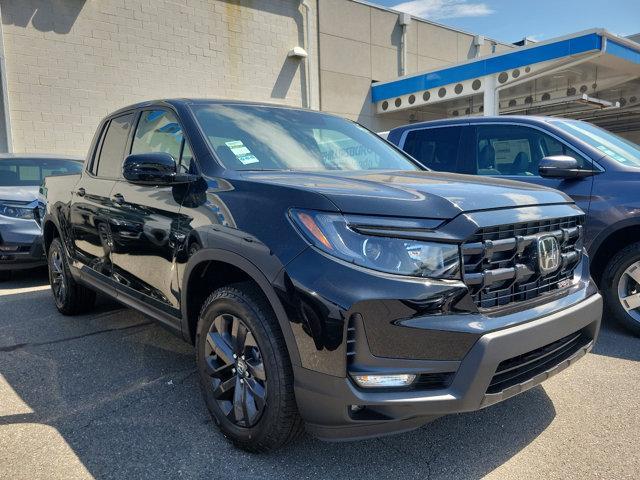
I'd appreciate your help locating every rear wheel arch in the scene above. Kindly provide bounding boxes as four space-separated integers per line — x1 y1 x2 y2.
181 249 301 367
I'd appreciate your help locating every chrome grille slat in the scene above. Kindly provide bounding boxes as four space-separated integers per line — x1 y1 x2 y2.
462 216 584 309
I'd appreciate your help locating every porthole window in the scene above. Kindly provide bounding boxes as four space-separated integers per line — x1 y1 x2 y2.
423 91 431 101
408 94 416 104
524 66 531 73
395 98 402 107
438 87 446 98
452 110 459 116
541 92 551 101
580 85 588 93
472 79 481 91
498 72 508 83
567 87 576 96
508 99 517 107
512 69 520 78
454 83 463 94
381 101 389 110
524 96 533 104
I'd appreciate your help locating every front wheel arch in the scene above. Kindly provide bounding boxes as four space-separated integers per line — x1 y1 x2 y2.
181 249 301 368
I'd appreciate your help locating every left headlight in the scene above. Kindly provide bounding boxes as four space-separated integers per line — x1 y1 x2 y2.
290 209 460 279
0 203 35 219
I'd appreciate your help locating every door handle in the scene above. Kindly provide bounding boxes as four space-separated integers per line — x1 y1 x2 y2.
112 193 125 205
76 187 86 197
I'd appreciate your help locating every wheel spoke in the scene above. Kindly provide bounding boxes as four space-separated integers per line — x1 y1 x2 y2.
621 292 640 311
204 357 232 377
245 377 266 411
206 332 234 365
625 264 640 285
232 318 248 354
233 377 245 424
213 376 236 399
247 359 266 381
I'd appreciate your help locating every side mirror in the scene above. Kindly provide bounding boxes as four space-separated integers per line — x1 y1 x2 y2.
538 155 596 179
123 153 196 185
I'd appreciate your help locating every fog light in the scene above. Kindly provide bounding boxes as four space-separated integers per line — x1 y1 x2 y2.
351 374 416 388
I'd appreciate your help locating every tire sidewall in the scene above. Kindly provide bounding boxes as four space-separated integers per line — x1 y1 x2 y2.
48 238 71 311
196 292 284 445
603 243 640 334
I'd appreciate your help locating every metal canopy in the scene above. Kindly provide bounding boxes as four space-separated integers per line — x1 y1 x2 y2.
371 29 640 134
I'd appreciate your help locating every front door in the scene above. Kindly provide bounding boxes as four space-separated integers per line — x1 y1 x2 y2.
109 109 195 314
470 124 594 216
69 113 136 282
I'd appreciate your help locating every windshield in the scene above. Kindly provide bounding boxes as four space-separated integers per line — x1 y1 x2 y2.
551 120 640 168
0 159 82 186
192 104 420 172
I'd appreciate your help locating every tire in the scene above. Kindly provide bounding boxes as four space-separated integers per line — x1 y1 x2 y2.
47 237 96 315
196 283 304 452
602 241 640 336
0 270 11 282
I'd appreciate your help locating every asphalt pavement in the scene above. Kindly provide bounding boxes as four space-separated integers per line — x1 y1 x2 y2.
0 269 638 480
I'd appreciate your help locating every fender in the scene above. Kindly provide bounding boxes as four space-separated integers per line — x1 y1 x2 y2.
589 216 640 259
180 247 302 368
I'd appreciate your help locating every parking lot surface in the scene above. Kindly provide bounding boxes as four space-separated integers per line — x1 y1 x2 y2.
1 269 638 480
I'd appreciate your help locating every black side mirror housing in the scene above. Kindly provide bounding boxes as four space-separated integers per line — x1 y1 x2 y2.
123 153 197 186
538 155 597 179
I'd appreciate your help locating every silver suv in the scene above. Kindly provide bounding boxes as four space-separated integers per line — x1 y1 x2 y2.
0 154 82 281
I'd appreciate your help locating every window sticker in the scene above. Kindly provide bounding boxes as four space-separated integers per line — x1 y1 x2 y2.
225 140 259 165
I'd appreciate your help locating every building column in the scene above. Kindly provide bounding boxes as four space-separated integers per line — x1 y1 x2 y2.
483 74 498 116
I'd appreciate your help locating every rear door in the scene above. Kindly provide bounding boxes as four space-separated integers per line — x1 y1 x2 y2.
109 108 195 315
469 124 594 215
69 113 135 282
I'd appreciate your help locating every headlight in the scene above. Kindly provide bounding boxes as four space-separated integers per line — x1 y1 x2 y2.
0 203 35 219
290 209 460 278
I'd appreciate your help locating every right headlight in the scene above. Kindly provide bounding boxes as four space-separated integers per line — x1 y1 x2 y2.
290 209 460 279
0 203 35 219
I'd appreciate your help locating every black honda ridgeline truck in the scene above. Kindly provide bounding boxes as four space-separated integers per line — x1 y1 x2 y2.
42 100 602 452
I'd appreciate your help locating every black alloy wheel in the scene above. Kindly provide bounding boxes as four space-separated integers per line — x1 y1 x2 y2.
47 237 96 315
49 246 67 305
204 313 267 427
196 284 304 452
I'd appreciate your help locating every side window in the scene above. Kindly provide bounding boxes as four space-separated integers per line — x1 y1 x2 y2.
476 125 587 176
539 134 586 167
402 127 462 172
476 125 535 176
132 109 195 173
95 113 135 179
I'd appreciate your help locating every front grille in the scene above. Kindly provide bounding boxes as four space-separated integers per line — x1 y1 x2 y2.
462 216 584 309
487 330 590 394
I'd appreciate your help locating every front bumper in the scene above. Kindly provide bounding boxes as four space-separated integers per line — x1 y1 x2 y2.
295 291 602 441
0 218 45 271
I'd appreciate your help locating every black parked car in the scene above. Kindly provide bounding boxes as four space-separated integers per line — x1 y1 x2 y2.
388 117 640 335
0 154 82 280
42 100 602 452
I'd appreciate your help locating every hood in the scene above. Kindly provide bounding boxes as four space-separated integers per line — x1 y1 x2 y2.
0 186 39 203
241 170 573 219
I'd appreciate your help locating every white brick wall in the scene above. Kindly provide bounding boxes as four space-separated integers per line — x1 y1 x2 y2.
1 0 312 156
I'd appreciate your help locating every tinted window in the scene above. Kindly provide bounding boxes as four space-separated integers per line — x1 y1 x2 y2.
96 113 135 178
402 127 461 171
476 125 586 176
192 104 418 172
552 119 640 167
0 159 82 186
132 109 196 174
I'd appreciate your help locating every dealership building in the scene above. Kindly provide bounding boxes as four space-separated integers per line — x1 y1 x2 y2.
0 0 638 156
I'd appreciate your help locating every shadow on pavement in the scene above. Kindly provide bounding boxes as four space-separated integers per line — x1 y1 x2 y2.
0 270 557 479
